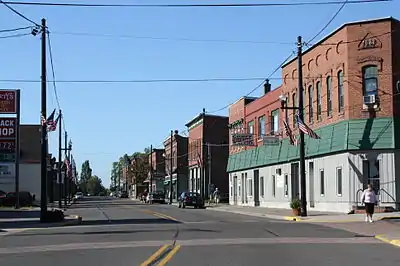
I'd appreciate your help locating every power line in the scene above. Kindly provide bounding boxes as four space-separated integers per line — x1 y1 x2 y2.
0 26 31 33
0 0 39 26
0 72 395 84
50 31 295 45
0 32 30 38
0 0 389 8
306 0 349 44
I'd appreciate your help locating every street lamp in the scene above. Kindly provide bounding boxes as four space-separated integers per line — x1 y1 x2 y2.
279 93 308 217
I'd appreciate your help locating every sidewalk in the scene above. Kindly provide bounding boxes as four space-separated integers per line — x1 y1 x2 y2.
206 204 400 222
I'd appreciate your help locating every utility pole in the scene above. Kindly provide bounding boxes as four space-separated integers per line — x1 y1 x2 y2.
297 36 307 217
150 145 153 193
67 140 72 204
207 143 212 200
40 18 48 222
63 131 68 208
201 108 206 198
169 130 173 204
58 110 62 208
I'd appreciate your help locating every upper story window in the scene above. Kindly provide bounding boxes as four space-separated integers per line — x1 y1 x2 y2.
270 109 279 134
338 70 344 112
258 116 266 138
316 81 322 121
362 65 378 97
247 120 255 134
308 85 314 123
326 76 332 117
292 92 297 128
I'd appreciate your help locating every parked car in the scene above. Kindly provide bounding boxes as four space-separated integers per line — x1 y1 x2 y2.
0 190 6 205
148 191 166 204
178 192 205 209
1 191 34 207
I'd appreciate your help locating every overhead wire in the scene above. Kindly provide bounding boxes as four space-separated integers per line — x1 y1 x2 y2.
0 32 31 38
0 25 31 33
0 0 389 8
0 0 39 26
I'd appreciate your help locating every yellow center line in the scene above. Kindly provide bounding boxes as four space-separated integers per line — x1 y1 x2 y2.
142 209 179 222
140 244 170 266
157 245 181 266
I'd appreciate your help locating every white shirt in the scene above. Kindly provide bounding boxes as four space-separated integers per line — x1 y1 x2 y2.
361 189 377 204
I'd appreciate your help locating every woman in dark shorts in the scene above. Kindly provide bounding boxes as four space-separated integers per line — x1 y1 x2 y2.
361 184 377 223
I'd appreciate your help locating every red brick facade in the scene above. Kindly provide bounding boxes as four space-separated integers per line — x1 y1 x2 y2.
229 17 400 148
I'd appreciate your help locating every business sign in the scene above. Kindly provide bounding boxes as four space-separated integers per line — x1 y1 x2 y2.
0 90 17 114
0 139 16 152
262 135 280 146
231 133 255 146
0 118 16 138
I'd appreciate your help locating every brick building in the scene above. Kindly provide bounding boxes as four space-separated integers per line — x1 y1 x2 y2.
186 112 229 198
163 131 188 201
227 17 400 213
145 148 165 192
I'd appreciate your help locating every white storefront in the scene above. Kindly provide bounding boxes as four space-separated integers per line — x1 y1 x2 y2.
228 151 399 213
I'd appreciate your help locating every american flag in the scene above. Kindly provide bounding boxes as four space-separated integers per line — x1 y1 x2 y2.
296 115 321 139
64 158 71 177
283 119 298 146
40 109 56 129
48 113 60 132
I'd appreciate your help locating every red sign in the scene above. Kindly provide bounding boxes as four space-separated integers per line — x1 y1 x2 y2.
0 139 16 152
0 90 16 114
0 118 16 138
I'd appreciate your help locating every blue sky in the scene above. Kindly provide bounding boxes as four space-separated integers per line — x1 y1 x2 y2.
0 0 397 187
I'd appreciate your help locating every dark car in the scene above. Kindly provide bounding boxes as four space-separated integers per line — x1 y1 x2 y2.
148 191 165 204
178 192 204 209
1 191 34 207
0 190 6 205
120 191 129 198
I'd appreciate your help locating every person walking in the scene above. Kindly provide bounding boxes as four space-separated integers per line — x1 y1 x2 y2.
361 184 378 223
213 188 220 205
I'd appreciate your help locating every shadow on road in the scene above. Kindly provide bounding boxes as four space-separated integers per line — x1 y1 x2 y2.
0 210 40 219
80 218 181 226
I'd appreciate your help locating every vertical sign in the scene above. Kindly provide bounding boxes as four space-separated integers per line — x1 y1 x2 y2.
0 89 20 208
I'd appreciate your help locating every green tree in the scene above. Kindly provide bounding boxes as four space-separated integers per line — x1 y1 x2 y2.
109 161 119 191
86 175 106 196
79 160 92 193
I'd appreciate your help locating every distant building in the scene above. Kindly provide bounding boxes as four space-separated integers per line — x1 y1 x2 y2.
145 148 166 192
163 131 188 201
227 17 400 213
186 112 229 199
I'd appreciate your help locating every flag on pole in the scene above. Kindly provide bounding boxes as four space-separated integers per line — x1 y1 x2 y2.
283 119 298 146
48 113 60 132
64 158 71 177
40 109 56 129
296 115 321 139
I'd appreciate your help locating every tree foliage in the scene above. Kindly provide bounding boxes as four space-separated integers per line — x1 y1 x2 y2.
78 160 106 195
86 175 106 196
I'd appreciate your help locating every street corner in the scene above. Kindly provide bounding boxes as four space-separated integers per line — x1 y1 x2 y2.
284 216 303 221
375 235 400 248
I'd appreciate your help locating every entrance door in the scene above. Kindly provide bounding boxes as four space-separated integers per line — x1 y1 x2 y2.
291 163 299 199
309 162 315 208
241 173 245 204
233 176 238 205
253 170 260 206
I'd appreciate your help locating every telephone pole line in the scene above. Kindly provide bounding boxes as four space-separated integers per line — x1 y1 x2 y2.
169 130 173 204
40 18 48 222
150 145 153 193
58 110 62 208
297 36 307 217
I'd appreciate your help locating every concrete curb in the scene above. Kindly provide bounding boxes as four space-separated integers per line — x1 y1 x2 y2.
378 216 400 221
375 235 400 248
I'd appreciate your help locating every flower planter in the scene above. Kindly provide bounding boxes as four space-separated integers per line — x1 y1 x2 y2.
292 208 301 216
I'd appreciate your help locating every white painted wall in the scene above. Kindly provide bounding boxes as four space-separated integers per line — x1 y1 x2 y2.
0 163 41 200
229 151 398 213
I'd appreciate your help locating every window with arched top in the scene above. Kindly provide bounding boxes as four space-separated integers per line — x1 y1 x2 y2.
337 70 344 112
362 65 378 97
316 81 322 120
308 85 314 123
292 93 297 127
326 76 332 116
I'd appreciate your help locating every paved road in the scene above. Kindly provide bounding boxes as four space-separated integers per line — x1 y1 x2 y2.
0 197 399 266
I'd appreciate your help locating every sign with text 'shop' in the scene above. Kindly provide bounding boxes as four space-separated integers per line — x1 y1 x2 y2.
0 90 17 114
0 118 17 138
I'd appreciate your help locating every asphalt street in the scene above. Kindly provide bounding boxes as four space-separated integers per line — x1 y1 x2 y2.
0 197 399 266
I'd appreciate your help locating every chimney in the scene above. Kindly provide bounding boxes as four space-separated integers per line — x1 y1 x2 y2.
264 79 271 94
